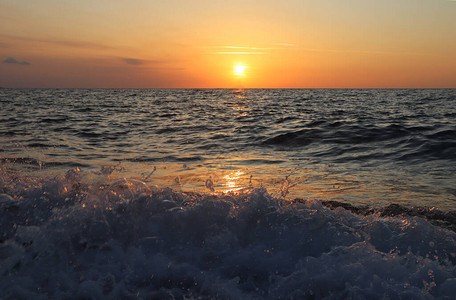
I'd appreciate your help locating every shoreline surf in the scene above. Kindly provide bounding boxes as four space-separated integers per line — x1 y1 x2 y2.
1 166 456 298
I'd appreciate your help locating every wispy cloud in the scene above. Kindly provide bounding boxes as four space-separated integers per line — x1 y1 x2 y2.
0 34 113 50
120 57 167 66
209 43 432 57
272 43 296 47
210 46 270 55
209 44 296 55
298 47 435 57
122 58 145 65
215 52 266 55
3 57 30 65
221 46 276 50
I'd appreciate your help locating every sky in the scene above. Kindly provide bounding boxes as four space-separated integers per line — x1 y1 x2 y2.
0 0 455 88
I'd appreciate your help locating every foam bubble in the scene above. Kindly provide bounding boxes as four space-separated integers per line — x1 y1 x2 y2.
0 169 455 298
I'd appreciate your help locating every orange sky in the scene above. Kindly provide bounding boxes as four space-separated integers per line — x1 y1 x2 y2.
1 0 455 88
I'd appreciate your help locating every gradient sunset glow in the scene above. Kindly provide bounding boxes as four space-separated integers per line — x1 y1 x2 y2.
1 0 455 88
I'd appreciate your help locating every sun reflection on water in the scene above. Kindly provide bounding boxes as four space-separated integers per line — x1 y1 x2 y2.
223 170 244 193
70 155 453 210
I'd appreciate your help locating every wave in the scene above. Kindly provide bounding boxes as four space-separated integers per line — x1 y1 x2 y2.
0 157 89 169
126 155 205 163
262 122 456 162
39 117 69 123
1 168 455 299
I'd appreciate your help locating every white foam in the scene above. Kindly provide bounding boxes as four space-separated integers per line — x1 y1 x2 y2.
0 169 455 298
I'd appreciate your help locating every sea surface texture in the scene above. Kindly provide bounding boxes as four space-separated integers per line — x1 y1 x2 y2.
1 89 455 209
1 88 456 299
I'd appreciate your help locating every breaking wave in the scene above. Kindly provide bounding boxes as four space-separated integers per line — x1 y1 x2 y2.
1 167 456 299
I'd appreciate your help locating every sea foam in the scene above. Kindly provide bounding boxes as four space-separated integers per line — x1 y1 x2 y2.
1 167 456 299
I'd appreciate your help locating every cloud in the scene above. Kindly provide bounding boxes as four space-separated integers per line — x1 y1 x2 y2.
221 46 276 50
211 46 270 55
121 57 167 66
214 52 266 55
208 44 297 55
122 58 145 65
3 57 30 65
0 34 113 50
297 47 435 57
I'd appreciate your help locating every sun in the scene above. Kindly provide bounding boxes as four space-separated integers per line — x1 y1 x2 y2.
234 65 247 76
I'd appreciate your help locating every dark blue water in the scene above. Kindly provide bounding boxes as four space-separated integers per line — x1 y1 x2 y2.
1 88 455 209
1 89 456 299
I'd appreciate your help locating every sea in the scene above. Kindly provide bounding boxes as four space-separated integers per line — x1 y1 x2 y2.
1 88 455 299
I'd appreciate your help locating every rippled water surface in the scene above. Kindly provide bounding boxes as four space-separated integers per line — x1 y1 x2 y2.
1 88 455 209
2 88 456 299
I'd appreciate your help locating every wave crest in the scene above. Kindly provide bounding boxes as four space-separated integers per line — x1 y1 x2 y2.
1 169 456 298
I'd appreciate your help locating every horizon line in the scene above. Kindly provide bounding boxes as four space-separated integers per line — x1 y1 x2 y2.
1 86 455 90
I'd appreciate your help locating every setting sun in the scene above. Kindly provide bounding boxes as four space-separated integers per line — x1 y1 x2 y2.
234 65 247 76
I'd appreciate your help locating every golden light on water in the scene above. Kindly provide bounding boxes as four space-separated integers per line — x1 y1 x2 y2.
224 170 244 192
65 160 448 209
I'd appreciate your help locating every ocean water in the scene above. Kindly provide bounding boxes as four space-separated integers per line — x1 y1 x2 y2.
1 88 456 298
1 88 455 209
